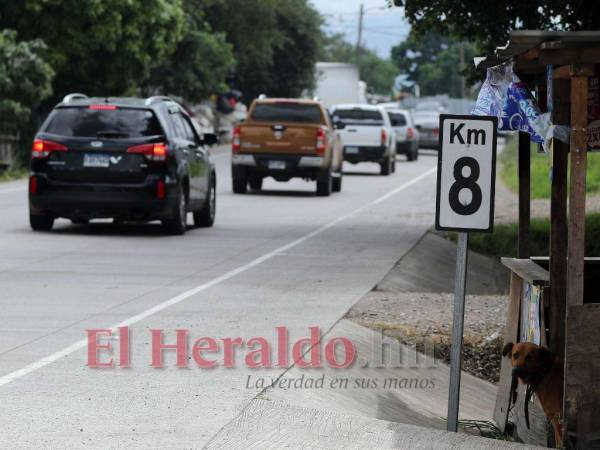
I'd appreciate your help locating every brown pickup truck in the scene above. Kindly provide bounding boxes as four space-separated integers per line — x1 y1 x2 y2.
231 98 344 196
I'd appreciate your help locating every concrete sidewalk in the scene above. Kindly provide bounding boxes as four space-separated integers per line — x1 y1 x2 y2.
205 399 544 449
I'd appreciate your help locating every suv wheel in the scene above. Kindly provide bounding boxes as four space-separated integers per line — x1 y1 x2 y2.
249 177 262 191
163 187 187 235
332 172 342 193
380 156 392 176
194 175 216 228
30 212 54 231
316 170 332 196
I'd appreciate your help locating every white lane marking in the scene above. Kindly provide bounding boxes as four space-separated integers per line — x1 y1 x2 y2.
0 166 436 387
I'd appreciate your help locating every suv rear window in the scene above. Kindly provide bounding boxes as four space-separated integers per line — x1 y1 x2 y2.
251 103 323 123
333 109 383 125
389 113 407 127
44 107 163 138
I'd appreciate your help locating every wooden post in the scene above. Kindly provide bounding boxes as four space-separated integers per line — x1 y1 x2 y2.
564 67 588 447
567 71 588 307
549 77 569 360
518 131 531 259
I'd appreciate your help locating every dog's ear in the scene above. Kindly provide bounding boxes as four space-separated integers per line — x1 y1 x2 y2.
502 342 514 357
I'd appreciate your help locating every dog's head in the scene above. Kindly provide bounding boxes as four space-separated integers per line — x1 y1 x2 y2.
502 342 555 384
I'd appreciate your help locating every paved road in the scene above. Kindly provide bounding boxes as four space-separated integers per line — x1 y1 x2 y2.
0 146 438 448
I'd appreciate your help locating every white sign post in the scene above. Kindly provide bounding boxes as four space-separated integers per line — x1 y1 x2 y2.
435 114 498 433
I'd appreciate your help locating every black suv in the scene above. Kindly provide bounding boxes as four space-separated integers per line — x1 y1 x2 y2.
29 94 217 234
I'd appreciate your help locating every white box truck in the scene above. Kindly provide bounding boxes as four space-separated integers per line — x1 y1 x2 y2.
314 62 366 109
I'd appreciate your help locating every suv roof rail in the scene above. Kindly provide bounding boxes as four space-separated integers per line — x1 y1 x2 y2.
145 96 173 106
62 93 88 104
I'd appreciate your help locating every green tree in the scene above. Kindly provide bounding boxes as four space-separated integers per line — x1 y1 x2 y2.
392 0 600 51
391 31 477 97
0 30 53 135
145 1 236 102
201 0 323 101
268 0 323 98
0 0 185 98
320 33 397 95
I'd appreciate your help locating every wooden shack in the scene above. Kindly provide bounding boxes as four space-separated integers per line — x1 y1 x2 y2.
476 31 600 449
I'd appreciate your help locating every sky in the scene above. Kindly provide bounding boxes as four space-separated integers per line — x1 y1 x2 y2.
310 0 411 59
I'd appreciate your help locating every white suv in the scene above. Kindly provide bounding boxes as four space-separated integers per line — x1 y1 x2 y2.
385 108 420 161
330 104 396 175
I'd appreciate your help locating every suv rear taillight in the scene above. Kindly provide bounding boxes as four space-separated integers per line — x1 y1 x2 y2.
127 142 167 161
32 139 68 158
407 127 414 139
232 126 241 153
316 128 327 156
433 127 440 136
381 128 387 146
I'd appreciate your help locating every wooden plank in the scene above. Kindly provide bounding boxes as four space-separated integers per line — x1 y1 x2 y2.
564 304 600 449
518 131 531 258
549 78 569 360
494 272 523 432
501 258 550 286
540 48 600 65
565 71 589 448
567 73 588 308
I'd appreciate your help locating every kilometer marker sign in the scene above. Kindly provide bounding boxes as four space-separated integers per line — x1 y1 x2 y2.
435 114 498 433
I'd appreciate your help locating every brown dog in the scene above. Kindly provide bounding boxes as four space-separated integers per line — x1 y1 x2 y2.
502 342 563 447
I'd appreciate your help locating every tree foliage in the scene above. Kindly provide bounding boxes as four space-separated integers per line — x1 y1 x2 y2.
391 31 477 97
0 30 53 134
201 0 323 101
0 0 185 98
393 0 600 51
145 1 235 102
320 33 397 95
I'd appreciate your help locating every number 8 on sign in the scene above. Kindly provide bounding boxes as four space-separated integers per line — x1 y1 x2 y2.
435 114 497 232
449 157 482 216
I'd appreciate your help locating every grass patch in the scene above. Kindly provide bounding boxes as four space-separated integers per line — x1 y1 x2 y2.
0 166 27 182
500 135 600 199
444 213 600 258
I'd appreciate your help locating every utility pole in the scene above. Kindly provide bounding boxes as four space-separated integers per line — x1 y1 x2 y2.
355 3 364 66
459 42 466 99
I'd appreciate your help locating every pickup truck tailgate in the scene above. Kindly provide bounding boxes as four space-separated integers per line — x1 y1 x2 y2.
338 125 381 147
239 123 319 154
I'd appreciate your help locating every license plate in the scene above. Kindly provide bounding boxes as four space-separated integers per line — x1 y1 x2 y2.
83 153 110 168
268 160 286 170
345 146 359 154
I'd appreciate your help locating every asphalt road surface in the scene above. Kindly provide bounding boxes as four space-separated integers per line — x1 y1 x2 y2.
0 146 438 448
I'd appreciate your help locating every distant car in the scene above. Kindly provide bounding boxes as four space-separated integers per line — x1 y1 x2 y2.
412 110 440 150
385 108 419 161
330 104 396 175
231 98 344 196
29 94 218 234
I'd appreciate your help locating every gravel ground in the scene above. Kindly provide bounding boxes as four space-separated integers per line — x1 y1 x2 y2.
346 290 508 383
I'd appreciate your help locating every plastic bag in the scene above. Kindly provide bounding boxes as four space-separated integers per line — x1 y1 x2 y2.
472 62 568 149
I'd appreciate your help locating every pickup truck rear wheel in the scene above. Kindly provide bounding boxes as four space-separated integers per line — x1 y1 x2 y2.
232 166 248 193
249 178 263 191
316 170 332 196
332 172 342 192
380 156 392 176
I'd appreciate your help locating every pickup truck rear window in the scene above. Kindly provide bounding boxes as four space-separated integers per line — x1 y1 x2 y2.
389 113 407 127
251 103 323 123
333 109 383 126
44 107 163 138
